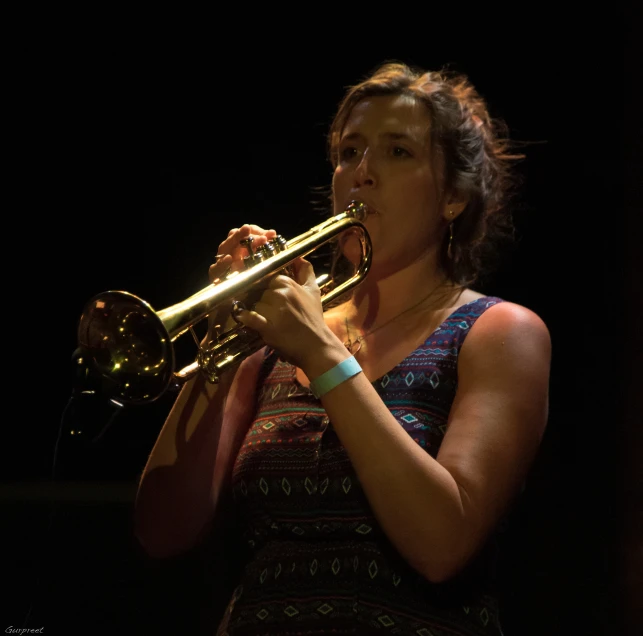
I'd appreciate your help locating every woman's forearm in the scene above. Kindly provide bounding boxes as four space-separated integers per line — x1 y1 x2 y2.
134 372 233 558
134 348 266 558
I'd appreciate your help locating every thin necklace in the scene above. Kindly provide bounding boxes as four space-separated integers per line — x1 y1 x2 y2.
343 279 454 356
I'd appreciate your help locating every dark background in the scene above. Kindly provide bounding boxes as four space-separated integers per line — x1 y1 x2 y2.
3 11 639 636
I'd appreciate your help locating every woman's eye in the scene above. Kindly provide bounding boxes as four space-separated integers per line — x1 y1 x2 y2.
340 146 358 161
392 146 411 157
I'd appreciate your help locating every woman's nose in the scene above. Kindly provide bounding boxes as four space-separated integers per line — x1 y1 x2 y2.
353 150 376 187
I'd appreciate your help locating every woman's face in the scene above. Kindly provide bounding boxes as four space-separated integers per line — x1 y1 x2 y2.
332 94 447 276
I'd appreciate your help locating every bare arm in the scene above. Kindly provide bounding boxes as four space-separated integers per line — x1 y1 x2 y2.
133 348 265 558
294 301 551 582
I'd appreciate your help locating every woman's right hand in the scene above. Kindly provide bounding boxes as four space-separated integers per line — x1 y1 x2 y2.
209 224 278 282
202 224 277 345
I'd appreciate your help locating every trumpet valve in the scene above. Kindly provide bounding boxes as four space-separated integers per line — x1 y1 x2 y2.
239 236 254 252
257 243 276 259
272 235 287 251
243 237 282 268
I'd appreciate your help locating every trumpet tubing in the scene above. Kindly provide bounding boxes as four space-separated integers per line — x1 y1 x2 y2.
76 201 372 405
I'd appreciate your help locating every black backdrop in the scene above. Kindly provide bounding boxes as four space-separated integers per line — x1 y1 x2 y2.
3 13 637 636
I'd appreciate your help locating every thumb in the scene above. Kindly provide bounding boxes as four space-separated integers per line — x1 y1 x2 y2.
292 257 317 289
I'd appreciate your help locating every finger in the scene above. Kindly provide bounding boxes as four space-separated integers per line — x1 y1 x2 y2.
217 229 245 255
245 224 277 239
218 226 276 255
235 308 269 332
239 225 278 249
251 233 277 249
218 226 252 253
208 254 232 282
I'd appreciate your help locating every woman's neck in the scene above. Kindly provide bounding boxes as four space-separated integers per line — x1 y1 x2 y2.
342 252 458 333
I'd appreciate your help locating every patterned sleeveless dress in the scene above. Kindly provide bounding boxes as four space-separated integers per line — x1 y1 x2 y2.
216 297 507 636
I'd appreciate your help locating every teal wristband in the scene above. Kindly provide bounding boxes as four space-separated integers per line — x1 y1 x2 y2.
309 356 362 399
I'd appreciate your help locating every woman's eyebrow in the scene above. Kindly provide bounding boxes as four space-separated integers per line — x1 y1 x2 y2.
340 131 416 142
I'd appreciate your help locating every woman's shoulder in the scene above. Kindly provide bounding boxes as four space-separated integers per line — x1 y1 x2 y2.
458 289 548 329
458 292 551 362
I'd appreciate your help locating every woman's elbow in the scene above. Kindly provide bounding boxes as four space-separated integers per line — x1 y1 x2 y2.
416 556 461 584
133 523 203 560
134 532 175 560
416 535 481 584
133 506 207 560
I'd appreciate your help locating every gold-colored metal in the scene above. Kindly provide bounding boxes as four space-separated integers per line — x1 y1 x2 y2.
77 201 372 405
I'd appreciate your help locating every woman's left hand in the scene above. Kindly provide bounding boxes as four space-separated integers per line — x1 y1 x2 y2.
235 257 335 369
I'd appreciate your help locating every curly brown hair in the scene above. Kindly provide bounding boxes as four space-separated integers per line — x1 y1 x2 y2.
327 62 526 287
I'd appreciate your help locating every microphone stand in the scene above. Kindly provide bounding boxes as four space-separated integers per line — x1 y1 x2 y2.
55 348 126 479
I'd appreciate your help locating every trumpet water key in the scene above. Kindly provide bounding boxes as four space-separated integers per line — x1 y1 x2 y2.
76 201 372 405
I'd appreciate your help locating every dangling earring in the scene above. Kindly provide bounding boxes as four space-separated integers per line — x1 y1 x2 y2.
447 210 455 260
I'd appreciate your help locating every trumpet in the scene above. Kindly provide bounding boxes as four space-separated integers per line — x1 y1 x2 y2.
76 201 372 405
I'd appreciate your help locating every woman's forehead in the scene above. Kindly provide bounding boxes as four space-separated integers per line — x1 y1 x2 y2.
342 94 431 139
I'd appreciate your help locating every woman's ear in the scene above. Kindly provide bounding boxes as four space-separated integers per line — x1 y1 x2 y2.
442 198 468 223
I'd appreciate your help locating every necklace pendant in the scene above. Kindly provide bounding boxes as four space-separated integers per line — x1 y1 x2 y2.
343 339 362 355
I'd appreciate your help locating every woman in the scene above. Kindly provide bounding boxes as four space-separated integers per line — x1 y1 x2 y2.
134 63 551 635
